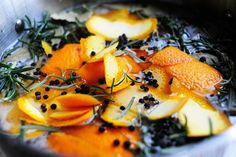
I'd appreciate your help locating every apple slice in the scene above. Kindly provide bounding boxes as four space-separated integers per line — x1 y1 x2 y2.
178 98 231 137
85 9 157 40
87 42 118 63
80 35 106 61
143 98 187 120
17 97 46 124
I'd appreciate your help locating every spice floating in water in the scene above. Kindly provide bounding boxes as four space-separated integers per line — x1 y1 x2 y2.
15 19 25 33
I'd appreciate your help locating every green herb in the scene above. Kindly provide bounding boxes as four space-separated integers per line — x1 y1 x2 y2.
21 124 60 132
208 117 213 136
0 62 38 100
124 48 145 63
18 121 25 142
115 97 135 120
18 121 60 142
29 73 80 91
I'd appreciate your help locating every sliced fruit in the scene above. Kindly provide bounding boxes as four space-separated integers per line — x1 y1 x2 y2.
48 124 140 157
78 61 105 85
48 109 94 127
104 53 129 92
49 109 91 120
178 98 231 137
86 10 157 40
166 61 222 93
17 97 46 124
6 105 21 133
143 98 187 120
101 104 137 126
41 44 82 75
41 40 52 55
87 42 118 63
119 55 142 74
144 65 172 94
20 112 45 125
25 130 46 139
134 49 151 70
100 9 139 21
102 85 178 126
48 93 101 108
171 78 217 110
150 47 194 66
80 35 106 62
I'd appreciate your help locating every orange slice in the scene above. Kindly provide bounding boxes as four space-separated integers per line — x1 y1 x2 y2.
87 42 118 63
150 47 194 66
86 9 157 41
17 97 46 124
166 61 222 93
144 65 172 94
48 124 140 157
48 109 94 127
41 44 82 75
48 93 101 108
80 35 106 62
104 53 130 92
78 61 105 85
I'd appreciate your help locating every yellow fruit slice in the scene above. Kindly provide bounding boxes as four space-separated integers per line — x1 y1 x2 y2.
48 109 94 127
87 42 118 63
101 9 139 21
178 98 231 137
17 97 46 124
101 104 137 126
104 53 130 92
49 109 91 120
143 98 187 120
86 10 157 40
48 93 101 109
41 40 52 55
80 35 106 61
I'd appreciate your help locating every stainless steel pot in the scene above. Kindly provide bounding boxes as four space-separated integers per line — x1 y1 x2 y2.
0 0 235 157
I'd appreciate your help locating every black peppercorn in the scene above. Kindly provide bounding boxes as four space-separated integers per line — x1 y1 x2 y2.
43 95 49 100
130 81 135 86
128 125 135 132
15 19 25 33
61 91 67 95
113 139 120 146
98 126 106 133
45 87 50 91
75 88 81 93
123 141 131 149
90 51 96 56
120 106 126 111
35 91 41 96
50 104 57 110
199 56 206 62
48 54 53 58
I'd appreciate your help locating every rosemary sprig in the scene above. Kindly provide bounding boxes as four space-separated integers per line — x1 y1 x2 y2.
18 121 60 142
115 97 135 120
0 62 38 100
29 73 80 91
